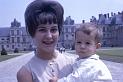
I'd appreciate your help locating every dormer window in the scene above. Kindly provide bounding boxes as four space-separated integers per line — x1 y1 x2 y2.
17 30 19 35
11 30 14 36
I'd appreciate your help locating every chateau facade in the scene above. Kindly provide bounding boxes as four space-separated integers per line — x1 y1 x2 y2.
1 12 123 52
0 16 77 51
95 11 123 47
0 19 33 51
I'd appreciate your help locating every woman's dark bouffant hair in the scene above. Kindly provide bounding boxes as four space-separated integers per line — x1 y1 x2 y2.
25 0 64 37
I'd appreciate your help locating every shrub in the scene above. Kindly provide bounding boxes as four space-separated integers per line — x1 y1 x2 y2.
14 48 19 53
1 48 7 55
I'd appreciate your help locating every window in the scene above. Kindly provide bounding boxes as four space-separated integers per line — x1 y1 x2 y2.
7 45 9 48
65 28 68 32
1 45 4 48
12 45 14 49
17 37 20 43
17 30 19 35
11 30 14 36
71 28 74 32
23 37 26 43
66 34 68 40
12 37 14 43
18 45 20 47
1 38 4 40
103 27 105 32
68 28 71 32
7 38 9 41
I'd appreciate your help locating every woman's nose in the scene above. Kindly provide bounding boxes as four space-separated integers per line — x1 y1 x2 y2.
46 31 52 38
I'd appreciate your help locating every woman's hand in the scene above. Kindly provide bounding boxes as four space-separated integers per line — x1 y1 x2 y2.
49 76 58 82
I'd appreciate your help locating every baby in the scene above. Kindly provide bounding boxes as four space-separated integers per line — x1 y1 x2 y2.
50 23 112 82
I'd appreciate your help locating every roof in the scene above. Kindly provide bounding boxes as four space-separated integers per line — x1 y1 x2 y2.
0 27 29 37
0 27 9 37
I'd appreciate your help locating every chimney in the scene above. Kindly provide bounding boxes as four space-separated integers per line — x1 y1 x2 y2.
107 13 109 18
114 13 116 16
104 14 107 18
111 12 114 16
118 12 121 14
99 14 102 19
82 20 85 23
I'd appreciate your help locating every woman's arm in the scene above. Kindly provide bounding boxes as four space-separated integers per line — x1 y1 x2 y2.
17 66 33 82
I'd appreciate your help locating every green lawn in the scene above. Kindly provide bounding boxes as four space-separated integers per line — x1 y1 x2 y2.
67 48 123 63
96 48 123 63
0 55 19 62
0 51 31 62
97 48 123 57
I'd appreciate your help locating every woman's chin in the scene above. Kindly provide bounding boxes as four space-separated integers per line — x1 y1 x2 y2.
43 47 55 53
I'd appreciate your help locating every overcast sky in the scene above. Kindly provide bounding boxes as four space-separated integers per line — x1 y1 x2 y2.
0 0 123 27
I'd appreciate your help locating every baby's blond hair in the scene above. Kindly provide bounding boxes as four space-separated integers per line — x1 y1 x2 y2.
75 23 103 43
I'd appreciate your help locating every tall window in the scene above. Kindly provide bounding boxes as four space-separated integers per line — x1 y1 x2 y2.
11 30 14 36
66 34 68 40
1 45 4 48
17 30 19 35
12 37 14 43
68 28 71 32
71 27 74 32
17 37 20 43
23 37 26 43
103 27 105 32
65 28 68 32
12 45 14 49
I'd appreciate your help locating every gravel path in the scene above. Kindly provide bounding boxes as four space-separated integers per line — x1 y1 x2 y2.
0 51 123 82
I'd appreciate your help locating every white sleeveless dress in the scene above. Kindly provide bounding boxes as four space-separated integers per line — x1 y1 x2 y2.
24 50 75 82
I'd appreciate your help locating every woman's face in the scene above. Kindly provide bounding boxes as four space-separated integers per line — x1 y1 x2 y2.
33 23 59 53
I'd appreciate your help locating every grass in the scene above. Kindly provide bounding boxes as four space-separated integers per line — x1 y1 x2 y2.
0 51 31 62
96 48 123 63
67 47 123 63
0 55 19 62
1 48 123 63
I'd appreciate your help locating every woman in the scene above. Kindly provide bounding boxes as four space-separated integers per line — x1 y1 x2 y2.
17 0 75 82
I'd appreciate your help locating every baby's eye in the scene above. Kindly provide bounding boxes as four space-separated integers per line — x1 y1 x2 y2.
86 42 90 45
76 41 81 44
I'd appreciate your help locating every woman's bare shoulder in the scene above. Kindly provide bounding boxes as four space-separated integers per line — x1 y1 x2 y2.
17 66 33 82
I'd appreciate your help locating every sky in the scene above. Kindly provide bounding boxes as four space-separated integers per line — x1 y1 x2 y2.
0 0 123 27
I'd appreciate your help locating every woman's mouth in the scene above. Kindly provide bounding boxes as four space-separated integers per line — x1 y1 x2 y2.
43 41 54 45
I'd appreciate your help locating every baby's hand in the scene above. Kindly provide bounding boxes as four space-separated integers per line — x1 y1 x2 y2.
49 77 58 82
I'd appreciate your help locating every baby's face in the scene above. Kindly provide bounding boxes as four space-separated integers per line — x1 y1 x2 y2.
75 31 100 58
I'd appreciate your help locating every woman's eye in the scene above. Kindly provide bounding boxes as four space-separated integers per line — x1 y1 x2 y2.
38 29 47 32
51 28 58 33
